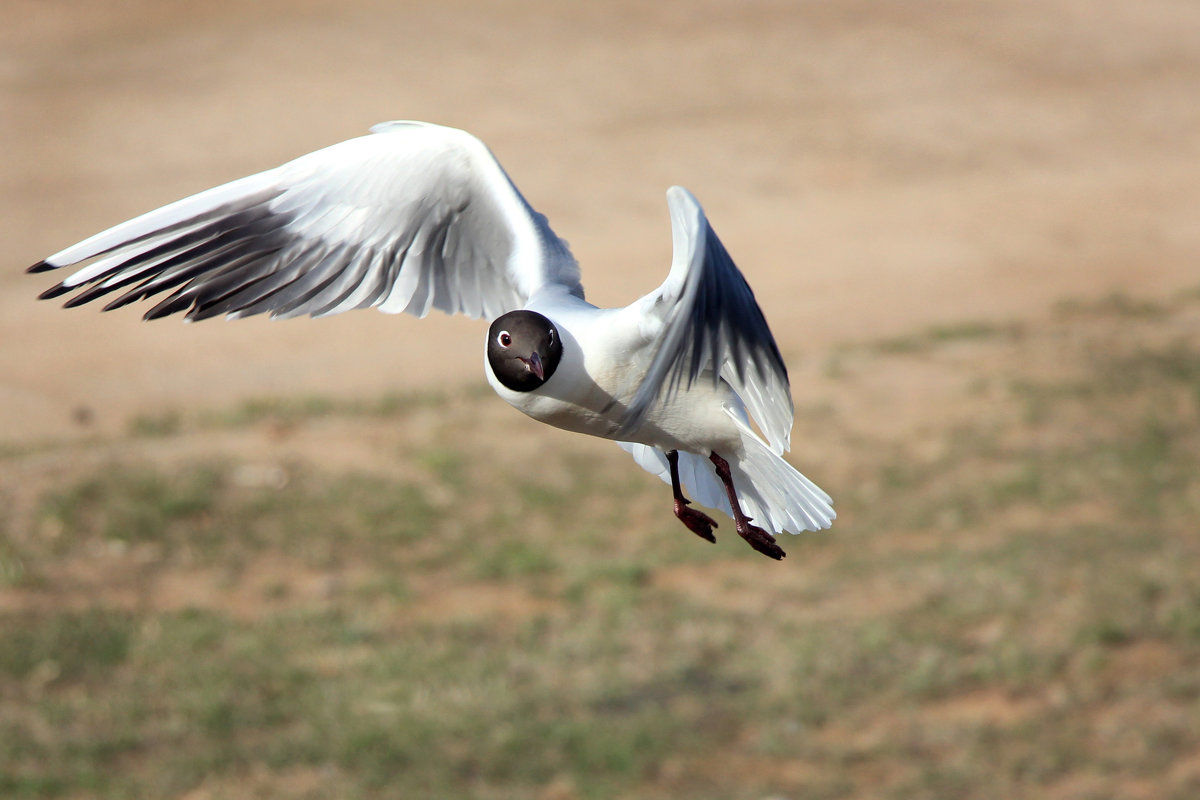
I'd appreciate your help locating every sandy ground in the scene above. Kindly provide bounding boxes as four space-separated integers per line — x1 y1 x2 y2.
2 0 1199 443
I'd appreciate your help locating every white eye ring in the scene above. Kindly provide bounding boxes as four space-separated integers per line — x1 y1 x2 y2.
497 331 512 347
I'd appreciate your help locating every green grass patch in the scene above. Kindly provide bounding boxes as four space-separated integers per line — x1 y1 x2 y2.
0 608 133 682
37 464 222 549
871 320 1022 354
1053 291 1169 319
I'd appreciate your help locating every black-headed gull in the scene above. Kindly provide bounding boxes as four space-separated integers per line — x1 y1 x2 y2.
30 121 833 559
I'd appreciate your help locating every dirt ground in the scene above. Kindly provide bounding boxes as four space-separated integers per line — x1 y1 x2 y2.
2 0 1199 442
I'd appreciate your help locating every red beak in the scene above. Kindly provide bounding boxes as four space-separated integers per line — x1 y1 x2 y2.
521 351 545 380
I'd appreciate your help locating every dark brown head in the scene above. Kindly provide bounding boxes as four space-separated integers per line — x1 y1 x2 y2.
487 310 563 392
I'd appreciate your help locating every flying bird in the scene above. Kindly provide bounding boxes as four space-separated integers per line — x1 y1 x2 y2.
29 121 833 559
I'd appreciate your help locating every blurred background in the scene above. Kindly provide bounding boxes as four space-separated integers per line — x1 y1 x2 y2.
2 1 1199 798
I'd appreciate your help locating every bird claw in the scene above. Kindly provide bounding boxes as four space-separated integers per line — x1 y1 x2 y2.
674 499 718 543
738 520 786 560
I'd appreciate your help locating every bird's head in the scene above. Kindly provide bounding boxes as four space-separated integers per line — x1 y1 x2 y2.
486 310 563 392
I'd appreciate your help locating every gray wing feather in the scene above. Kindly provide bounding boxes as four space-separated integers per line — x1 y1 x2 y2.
30 122 582 323
618 186 793 453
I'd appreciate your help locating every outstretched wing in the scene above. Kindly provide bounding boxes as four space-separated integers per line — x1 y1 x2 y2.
618 186 793 453
30 121 582 322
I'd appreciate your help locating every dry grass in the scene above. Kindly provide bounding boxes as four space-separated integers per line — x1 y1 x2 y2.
3 292 1200 799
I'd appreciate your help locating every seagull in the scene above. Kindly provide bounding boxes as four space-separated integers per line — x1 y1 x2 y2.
29 121 833 559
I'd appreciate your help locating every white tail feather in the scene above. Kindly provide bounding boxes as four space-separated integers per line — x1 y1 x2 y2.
618 435 834 536
725 434 834 534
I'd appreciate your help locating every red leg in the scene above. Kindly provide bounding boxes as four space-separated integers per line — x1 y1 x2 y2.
709 451 786 560
667 450 718 543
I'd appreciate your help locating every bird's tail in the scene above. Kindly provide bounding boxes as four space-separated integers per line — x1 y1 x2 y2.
725 431 834 535
618 430 834 536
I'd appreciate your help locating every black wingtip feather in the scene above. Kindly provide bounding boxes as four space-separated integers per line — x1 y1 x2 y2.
38 283 72 300
61 291 96 309
143 291 197 320
102 290 149 313
28 260 57 274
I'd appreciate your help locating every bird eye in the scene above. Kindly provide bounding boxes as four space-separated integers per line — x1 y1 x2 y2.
497 331 512 347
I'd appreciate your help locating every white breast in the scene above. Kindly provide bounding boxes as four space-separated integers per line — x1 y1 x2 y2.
485 294 745 456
